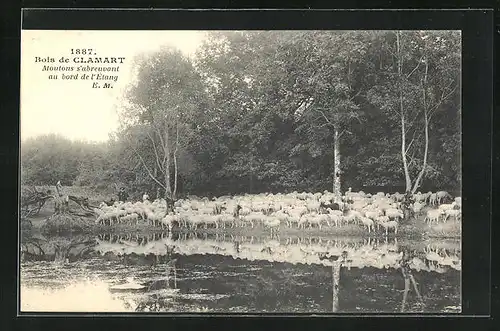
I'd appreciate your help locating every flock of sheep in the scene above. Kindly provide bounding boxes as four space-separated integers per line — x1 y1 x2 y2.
94 190 461 235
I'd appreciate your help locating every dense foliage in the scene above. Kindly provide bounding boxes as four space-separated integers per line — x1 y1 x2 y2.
21 31 461 198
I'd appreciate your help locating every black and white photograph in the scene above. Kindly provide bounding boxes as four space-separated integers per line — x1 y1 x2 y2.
20 27 462 314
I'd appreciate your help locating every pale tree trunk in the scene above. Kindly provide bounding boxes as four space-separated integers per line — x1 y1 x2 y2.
249 152 254 194
411 60 430 194
153 166 159 199
401 109 412 193
396 31 412 193
333 127 342 198
332 261 341 312
164 123 172 201
173 121 179 201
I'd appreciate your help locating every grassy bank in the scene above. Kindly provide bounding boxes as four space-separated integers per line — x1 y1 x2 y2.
23 209 460 240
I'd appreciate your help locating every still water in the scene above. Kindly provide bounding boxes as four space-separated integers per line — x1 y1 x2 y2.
20 231 461 313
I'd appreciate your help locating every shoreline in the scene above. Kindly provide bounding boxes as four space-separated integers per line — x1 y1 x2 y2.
22 214 461 240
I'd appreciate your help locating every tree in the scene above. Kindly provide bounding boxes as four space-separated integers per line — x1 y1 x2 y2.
262 31 370 197
120 47 206 207
366 30 460 193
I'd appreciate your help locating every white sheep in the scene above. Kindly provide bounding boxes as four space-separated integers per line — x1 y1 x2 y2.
330 214 342 227
306 215 324 229
374 215 389 231
345 210 362 224
385 208 404 222
436 191 451 204
412 201 424 214
380 220 398 235
364 209 382 220
298 215 308 229
444 209 461 221
438 203 455 211
360 217 374 233
429 193 438 205
425 209 445 225
306 201 321 213
263 218 281 232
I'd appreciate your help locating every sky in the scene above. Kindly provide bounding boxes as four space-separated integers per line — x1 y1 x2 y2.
20 30 207 142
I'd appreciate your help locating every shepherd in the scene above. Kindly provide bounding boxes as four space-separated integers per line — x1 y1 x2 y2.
118 187 129 202
401 191 414 221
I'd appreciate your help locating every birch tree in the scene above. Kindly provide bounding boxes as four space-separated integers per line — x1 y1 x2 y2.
280 31 369 198
367 30 460 193
120 47 204 208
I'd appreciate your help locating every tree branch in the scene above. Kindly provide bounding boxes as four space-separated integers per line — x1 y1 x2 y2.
129 139 166 190
428 82 458 120
146 130 164 173
316 109 334 126
406 56 425 79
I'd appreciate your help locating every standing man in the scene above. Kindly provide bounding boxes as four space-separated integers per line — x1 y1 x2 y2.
402 191 415 221
118 187 128 202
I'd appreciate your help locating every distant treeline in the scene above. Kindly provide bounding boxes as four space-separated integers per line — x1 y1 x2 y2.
21 31 461 198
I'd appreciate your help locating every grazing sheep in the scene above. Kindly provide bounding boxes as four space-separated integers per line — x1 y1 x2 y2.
264 218 281 232
444 209 461 221
239 207 252 217
273 211 289 225
412 201 424 214
436 191 452 204
429 193 438 205
345 210 362 224
298 215 309 229
329 214 342 227
425 209 445 225
392 192 404 202
320 201 340 212
306 214 324 229
438 203 455 211
360 217 374 233
380 220 399 235
364 210 382 220
306 201 321 213
375 215 389 231
385 208 404 222
328 209 343 217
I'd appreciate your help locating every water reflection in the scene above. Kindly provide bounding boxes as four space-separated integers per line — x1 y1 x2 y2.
20 232 461 313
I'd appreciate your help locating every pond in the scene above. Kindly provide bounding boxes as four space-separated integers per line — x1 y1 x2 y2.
20 231 461 314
